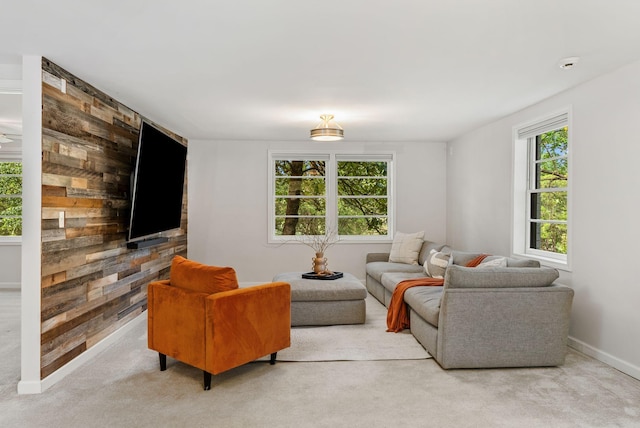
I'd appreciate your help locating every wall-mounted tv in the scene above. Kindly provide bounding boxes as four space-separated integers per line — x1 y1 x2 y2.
127 121 187 246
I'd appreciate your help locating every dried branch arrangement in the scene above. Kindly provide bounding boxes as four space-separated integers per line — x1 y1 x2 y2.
296 228 339 254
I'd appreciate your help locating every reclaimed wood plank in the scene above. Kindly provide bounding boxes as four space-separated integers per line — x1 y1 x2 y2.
42 229 66 242
85 308 140 349
42 185 67 197
42 271 102 298
42 196 105 209
64 225 120 239
41 342 86 379
41 272 67 289
42 161 102 181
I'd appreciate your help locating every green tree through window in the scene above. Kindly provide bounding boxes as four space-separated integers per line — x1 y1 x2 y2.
275 160 326 236
530 127 568 254
337 161 388 235
0 161 22 236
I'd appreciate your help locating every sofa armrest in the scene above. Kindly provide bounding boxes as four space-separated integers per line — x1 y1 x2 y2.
437 284 574 368
147 280 209 371
205 282 291 374
366 253 390 263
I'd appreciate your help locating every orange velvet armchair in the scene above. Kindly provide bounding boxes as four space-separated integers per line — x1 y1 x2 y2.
147 256 291 390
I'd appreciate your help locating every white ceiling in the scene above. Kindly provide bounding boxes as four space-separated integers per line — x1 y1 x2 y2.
1 0 640 143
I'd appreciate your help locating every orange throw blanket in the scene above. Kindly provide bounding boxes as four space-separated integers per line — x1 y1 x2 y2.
386 254 489 332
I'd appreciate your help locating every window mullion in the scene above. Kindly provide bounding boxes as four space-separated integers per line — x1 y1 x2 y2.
326 153 336 234
534 155 567 164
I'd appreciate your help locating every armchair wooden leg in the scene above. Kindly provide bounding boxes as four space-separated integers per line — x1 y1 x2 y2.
203 371 212 391
270 352 277 365
159 353 167 371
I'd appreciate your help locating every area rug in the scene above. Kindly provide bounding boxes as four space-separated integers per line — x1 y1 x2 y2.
266 296 432 362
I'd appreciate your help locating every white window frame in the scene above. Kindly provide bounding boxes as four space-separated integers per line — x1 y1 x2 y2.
512 108 571 270
0 152 23 244
268 150 395 243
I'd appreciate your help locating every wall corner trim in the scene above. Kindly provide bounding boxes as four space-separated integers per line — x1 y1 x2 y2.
16 380 42 395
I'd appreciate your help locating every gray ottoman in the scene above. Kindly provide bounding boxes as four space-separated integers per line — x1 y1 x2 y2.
272 272 367 326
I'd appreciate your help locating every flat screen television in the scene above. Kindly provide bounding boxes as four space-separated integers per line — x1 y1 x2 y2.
127 121 187 244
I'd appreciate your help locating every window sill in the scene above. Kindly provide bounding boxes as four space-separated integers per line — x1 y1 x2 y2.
269 236 392 245
0 236 22 246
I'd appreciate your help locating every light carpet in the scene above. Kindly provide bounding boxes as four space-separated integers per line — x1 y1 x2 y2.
3 290 640 427
266 295 431 361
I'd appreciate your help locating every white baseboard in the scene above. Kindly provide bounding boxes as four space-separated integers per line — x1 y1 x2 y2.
18 312 147 394
0 282 20 290
568 336 640 381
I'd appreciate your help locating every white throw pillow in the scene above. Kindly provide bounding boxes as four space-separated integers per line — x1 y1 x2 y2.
478 257 507 268
425 249 451 278
389 231 425 265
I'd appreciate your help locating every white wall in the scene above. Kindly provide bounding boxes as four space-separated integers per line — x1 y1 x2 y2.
188 140 447 283
0 243 20 288
447 60 640 379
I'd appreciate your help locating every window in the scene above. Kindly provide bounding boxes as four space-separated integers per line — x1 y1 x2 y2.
0 160 22 237
337 159 389 236
274 157 327 235
513 110 570 267
270 152 393 241
528 127 568 254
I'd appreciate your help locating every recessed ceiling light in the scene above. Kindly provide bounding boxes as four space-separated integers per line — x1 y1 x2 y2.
559 56 580 69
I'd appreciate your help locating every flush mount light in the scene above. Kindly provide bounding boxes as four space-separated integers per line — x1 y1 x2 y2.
559 56 580 69
310 114 344 141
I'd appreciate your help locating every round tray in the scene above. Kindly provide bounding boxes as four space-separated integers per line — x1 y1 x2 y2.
301 272 344 280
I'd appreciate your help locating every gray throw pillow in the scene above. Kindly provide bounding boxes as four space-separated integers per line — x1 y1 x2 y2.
418 240 446 266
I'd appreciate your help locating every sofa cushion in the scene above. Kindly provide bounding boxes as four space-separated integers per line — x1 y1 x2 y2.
170 255 239 294
444 265 559 289
389 231 425 265
404 286 443 327
418 240 446 266
380 271 426 294
366 261 425 283
425 249 451 279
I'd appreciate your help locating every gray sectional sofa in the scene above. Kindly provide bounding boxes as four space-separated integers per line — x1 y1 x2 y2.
366 240 574 369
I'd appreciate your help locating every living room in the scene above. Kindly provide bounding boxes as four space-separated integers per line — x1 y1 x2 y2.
2 1 640 426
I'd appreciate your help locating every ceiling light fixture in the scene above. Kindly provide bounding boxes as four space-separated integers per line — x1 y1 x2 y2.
310 114 344 141
0 134 13 143
559 56 580 69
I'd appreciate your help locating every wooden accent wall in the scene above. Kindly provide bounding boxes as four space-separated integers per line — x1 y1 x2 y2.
39 59 187 378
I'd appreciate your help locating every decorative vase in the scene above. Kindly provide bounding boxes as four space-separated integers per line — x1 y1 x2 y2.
312 252 328 275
